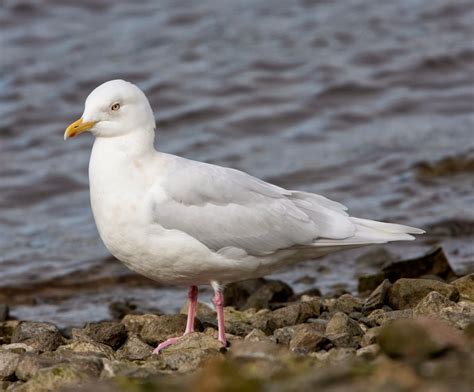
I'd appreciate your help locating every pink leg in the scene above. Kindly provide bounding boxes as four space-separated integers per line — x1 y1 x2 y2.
152 285 198 354
212 289 228 347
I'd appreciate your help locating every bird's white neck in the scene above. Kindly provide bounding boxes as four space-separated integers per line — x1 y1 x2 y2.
92 127 156 158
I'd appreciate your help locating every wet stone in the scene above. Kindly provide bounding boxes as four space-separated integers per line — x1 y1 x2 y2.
224 278 267 309
387 278 459 310
243 280 294 310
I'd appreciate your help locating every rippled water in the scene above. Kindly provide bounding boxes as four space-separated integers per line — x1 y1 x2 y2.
1 0 473 326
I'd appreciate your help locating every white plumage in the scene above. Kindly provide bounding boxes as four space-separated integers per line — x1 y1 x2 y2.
64 79 424 351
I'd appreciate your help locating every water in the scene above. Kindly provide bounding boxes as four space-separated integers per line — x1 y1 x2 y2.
1 0 473 327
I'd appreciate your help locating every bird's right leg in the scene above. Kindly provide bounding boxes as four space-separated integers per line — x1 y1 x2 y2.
152 285 198 354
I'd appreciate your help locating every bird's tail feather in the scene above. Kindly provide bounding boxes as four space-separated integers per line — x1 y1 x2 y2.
313 217 424 247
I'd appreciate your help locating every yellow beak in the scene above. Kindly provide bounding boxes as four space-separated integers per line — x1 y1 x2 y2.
64 118 96 140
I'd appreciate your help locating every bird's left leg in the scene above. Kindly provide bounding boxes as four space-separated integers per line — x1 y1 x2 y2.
211 281 228 347
152 285 198 354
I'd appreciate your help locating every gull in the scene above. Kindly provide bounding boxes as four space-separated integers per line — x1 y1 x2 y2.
64 79 424 353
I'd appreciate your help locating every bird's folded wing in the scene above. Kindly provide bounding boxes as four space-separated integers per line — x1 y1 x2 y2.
150 156 354 255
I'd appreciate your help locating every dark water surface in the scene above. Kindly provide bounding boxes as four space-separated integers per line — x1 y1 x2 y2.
1 0 473 326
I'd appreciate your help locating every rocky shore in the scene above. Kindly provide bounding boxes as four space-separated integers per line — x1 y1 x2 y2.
0 248 473 391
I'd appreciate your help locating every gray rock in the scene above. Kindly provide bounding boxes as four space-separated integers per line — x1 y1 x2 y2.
158 332 223 372
360 326 382 347
252 299 321 334
140 314 202 345
244 329 272 343
327 294 362 314
378 317 469 361
11 322 64 352
121 314 161 335
451 273 474 301
116 334 153 361
367 309 413 326
413 291 457 316
356 344 380 360
0 305 8 322
362 279 391 314
244 280 294 310
57 341 116 360
387 278 459 310
289 324 331 353
0 350 20 381
82 322 127 350
326 312 364 337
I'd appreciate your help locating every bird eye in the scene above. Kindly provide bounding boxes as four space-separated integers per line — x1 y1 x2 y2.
111 103 120 111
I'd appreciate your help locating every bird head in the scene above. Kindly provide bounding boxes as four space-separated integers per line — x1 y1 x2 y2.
64 79 155 140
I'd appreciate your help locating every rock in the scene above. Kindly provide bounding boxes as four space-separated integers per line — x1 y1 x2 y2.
158 332 223 372
327 294 362 314
367 309 413 326
360 326 382 347
413 291 457 316
362 279 391 314
326 333 360 349
356 344 380 360
0 343 35 354
326 312 364 337
244 329 272 343
116 334 153 361
11 322 64 352
229 340 287 361
181 301 216 325
13 361 101 392
0 320 20 345
82 322 127 350
358 247 456 293
452 274 474 301
252 299 321 334
140 314 202 345
387 278 459 310
0 350 20 381
57 341 115 360
289 324 331 353
0 305 8 322
244 280 294 310
224 278 267 308
378 317 469 361
15 353 60 381
324 347 357 363
121 314 161 335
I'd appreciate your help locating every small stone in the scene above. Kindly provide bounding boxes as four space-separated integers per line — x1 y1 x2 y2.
140 314 202 345
362 279 391 314
326 333 360 349
328 294 362 314
360 327 382 347
11 322 64 353
252 299 321 334
367 309 413 326
356 343 380 360
378 317 469 361
325 347 356 362
116 334 153 361
387 278 459 310
57 341 115 360
121 314 161 335
82 322 127 350
326 312 364 337
451 273 474 301
0 320 20 345
229 340 287 361
224 278 267 309
413 291 457 316
289 324 331 353
243 280 294 310
158 332 223 372
244 329 272 343
15 353 60 381
0 343 35 354
0 305 8 322
0 350 20 381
